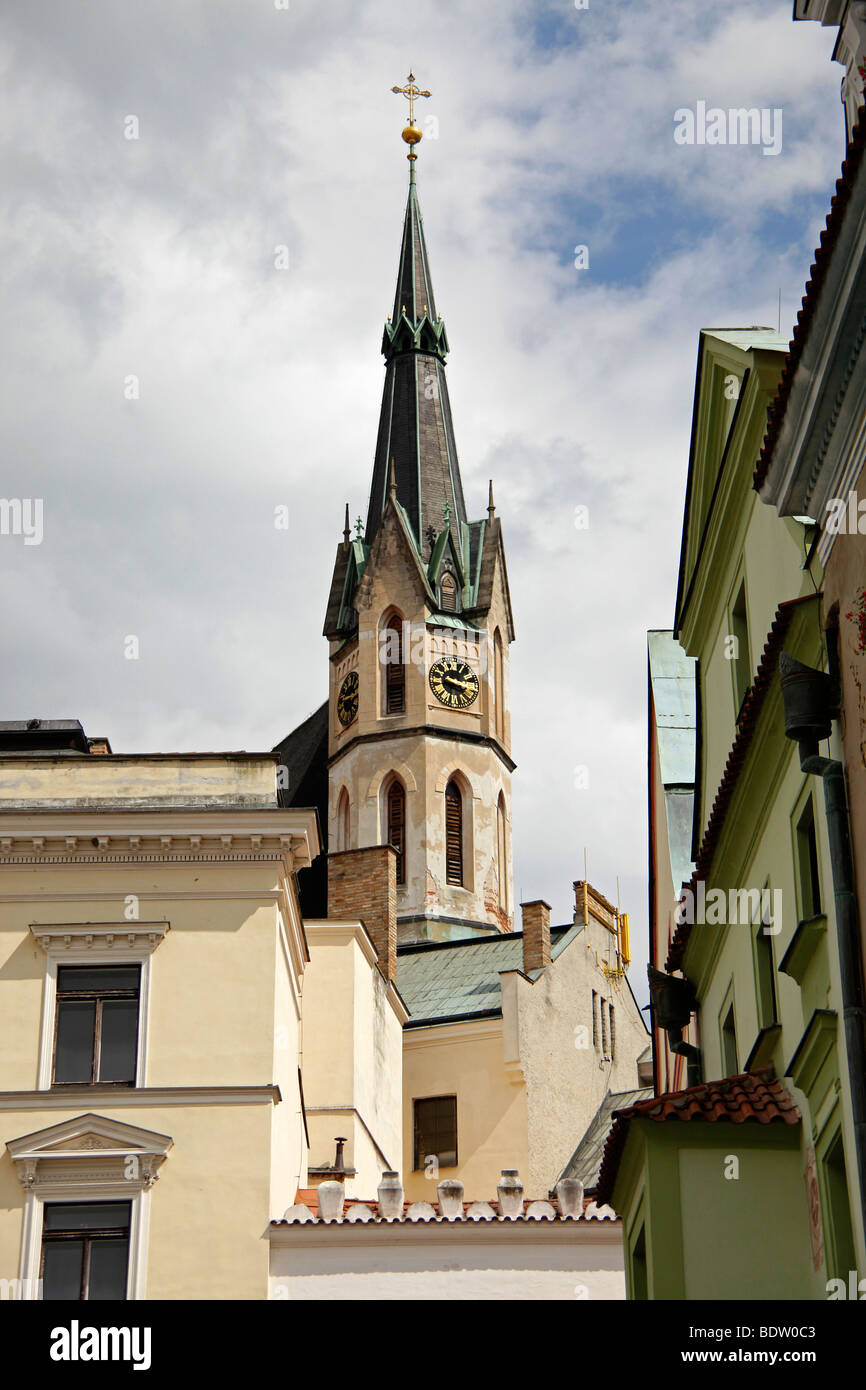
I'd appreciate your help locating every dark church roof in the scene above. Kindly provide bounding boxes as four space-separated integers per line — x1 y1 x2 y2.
365 173 468 551
324 166 514 644
273 702 329 918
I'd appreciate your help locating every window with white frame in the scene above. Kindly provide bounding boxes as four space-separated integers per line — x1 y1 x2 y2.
7 1112 172 1301
30 924 168 1091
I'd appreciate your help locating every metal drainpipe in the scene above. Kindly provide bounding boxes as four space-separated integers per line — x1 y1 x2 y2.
668 1027 702 1087
799 740 866 1228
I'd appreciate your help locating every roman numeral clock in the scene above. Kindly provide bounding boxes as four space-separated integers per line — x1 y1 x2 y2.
429 658 479 710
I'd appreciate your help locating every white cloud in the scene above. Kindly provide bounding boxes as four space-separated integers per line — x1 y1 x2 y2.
0 0 848 998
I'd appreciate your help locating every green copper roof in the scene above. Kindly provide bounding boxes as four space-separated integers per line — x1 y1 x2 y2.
701 328 790 353
397 923 583 1024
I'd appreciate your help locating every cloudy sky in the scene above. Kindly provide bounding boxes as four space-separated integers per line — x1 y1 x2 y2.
0 1 846 999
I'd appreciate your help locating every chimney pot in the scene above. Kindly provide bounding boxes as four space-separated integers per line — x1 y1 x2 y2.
317 1180 345 1223
497 1168 524 1220
437 1178 465 1220
555 1177 584 1217
377 1170 404 1221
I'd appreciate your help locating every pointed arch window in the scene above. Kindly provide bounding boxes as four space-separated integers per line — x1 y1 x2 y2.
383 614 406 715
336 788 350 853
387 779 406 885
496 793 508 911
494 629 505 741
445 780 463 887
440 572 457 613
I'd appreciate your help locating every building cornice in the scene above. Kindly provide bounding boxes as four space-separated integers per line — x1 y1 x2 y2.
305 920 410 1024
328 724 516 775
0 808 318 872
402 1016 503 1048
305 920 379 967
268 1217 620 1247
0 1085 282 1110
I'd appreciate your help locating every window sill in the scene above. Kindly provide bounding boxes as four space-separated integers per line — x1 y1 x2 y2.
50 1081 137 1090
745 1023 782 1072
778 914 827 986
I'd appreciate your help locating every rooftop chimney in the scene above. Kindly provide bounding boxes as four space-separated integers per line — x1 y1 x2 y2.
521 899 551 972
327 845 397 981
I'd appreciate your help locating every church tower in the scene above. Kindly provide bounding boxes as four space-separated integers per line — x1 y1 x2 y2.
323 76 515 943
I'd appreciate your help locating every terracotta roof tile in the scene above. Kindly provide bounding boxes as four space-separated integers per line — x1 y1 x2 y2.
596 1067 799 1206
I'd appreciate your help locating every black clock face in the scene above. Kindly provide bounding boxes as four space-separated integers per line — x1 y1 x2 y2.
337 670 359 727
429 658 479 709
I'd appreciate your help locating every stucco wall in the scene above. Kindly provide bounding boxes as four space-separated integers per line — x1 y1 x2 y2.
301 923 403 1194
402 1020 528 1202
822 451 866 962
510 920 649 1194
269 1224 624 1300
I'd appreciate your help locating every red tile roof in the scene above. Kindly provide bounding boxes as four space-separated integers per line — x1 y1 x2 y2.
754 108 866 493
596 1067 800 1206
666 595 815 972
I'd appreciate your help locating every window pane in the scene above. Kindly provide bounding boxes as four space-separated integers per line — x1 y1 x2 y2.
44 1203 131 1232
99 1000 138 1082
87 1238 130 1301
414 1096 457 1169
42 1239 84 1300
54 1000 95 1083
57 966 140 993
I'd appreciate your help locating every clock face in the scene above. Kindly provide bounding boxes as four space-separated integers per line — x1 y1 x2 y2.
337 670 359 727
429 658 479 709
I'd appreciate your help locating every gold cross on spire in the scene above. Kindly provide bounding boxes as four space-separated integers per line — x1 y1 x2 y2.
391 70 431 166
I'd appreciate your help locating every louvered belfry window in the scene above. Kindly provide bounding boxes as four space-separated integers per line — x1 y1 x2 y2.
445 780 463 886
384 616 405 714
387 780 406 885
440 572 457 612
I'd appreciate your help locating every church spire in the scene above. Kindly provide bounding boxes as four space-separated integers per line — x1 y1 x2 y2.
364 74 468 550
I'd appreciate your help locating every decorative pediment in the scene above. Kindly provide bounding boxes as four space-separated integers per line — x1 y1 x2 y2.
30 923 169 959
6 1113 173 1192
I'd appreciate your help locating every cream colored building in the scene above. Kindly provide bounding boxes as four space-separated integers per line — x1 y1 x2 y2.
0 729 318 1300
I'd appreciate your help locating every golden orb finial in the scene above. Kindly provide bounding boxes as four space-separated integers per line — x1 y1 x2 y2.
391 70 431 168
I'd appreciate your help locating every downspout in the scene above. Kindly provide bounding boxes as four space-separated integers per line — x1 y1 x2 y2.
780 644 866 1229
668 1028 702 1088
647 965 702 1087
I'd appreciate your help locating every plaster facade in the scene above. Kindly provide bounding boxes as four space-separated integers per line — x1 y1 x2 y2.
327 499 515 941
